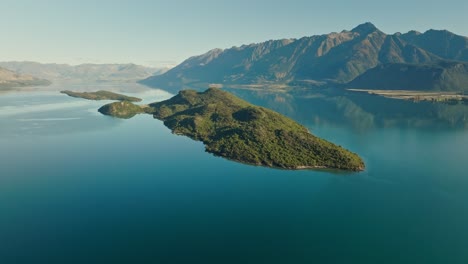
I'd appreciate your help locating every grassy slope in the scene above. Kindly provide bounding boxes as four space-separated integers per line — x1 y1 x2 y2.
147 88 364 171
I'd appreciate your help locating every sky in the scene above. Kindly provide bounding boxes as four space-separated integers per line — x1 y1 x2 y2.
1 0 467 67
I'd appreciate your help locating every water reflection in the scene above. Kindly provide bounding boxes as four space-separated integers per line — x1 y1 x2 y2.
0 84 172 137
226 88 468 131
1 85 468 264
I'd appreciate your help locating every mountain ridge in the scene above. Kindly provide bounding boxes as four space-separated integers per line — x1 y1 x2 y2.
0 61 168 83
348 60 468 92
141 23 468 93
0 67 51 89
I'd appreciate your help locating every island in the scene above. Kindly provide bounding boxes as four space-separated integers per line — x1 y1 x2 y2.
61 90 142 102
98 101 149 119
99 88 365 171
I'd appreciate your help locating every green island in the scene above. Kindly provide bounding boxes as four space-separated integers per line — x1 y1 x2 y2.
61 90 142 102
98 101 149 119
99 88 365 171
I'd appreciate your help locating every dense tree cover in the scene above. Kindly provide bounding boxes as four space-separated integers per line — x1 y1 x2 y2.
98 101 146 119
61 90 142 102
148 88 364 171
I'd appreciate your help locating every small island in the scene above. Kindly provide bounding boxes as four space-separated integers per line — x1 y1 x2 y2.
61 90 142 102
99 88 365 171
98 101 149 119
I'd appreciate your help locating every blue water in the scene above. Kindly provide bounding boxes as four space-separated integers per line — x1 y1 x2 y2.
1 86 468 263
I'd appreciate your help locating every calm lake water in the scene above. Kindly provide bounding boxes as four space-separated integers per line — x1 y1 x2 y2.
1 84 468 264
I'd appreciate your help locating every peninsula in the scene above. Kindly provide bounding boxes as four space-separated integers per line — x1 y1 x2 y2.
61 90 142 102
99 88 365 171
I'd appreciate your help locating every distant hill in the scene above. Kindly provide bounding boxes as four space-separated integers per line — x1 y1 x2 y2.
140 23 468 93
0 67 50 89
347 61 468 92
0 62 167 83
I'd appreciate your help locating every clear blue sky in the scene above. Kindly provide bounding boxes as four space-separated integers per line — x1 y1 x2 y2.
1 0 467 67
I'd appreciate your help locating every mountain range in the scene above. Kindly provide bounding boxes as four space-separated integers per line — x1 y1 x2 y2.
0 67 50 89
0 62 167 84
141 23 468 93
348 60 468 91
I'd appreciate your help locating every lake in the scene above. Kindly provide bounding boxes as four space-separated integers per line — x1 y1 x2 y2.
1 84 468 264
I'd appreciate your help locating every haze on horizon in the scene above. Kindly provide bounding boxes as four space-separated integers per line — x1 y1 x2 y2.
1 0 467 67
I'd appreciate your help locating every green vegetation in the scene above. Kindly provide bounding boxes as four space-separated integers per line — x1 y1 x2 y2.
98 101 148 119
96 88 364 170
61 90 142 102
146 88 365 171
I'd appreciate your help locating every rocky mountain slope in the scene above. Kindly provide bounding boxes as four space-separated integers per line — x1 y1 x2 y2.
141 23 468 92
347 61 468 91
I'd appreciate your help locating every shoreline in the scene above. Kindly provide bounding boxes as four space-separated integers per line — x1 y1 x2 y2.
348 89 468 103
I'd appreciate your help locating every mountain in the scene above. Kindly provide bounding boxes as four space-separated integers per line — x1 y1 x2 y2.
0 62 166 83
0 67 51 89
347 61 468 91
400 29 468 61
141 23 468 93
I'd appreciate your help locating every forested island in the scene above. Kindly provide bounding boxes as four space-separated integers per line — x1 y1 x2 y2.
98 101 148 119
99 88 365 171
61 90 142 102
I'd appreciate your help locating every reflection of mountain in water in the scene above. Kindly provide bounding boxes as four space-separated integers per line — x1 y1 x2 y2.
226 88 468 130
